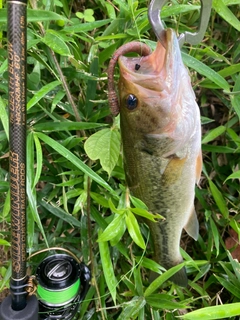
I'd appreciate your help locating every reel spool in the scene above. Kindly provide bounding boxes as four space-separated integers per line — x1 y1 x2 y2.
35 253 90 320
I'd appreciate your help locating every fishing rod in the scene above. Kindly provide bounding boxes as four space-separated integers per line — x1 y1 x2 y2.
0 0 38 318
0 1 90 319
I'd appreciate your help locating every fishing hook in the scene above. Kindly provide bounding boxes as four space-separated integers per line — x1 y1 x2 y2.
148 0 212 48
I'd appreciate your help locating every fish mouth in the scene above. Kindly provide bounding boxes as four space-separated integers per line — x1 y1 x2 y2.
118 29 182 91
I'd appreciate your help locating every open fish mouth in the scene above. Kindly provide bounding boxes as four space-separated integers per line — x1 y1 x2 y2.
118 29 182 92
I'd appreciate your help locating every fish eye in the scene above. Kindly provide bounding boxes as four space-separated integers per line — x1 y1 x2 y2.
125 94 138 110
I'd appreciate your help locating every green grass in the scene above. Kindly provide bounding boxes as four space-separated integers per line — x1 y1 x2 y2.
0 0 240 319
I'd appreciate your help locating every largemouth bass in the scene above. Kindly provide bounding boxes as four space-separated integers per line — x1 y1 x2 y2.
108 29 202 287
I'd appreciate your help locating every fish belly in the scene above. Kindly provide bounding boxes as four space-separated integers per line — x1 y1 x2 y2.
121 124 198 286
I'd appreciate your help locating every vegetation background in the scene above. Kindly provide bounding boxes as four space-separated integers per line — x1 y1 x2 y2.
0 0 240 319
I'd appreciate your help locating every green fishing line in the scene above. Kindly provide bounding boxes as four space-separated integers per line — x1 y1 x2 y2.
37 279 81 305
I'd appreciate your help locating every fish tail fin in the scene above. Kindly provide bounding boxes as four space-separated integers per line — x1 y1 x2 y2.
149 266 188 287
170 266 188 287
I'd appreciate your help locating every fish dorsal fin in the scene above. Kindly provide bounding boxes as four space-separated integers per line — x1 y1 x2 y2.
184 206 199 241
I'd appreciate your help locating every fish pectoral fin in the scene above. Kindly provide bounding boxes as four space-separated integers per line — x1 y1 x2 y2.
184 206 199 241
195 150 202 185
161 156 187 185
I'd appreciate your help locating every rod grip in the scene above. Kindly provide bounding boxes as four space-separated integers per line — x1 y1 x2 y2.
0 295 39 320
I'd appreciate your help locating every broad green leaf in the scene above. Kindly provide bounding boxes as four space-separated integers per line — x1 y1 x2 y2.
2 190 10 218
95 33 128 41
135 256 164 273
226 128 240 146
161 4 200 18
63 19 111 33
98 230 118 304
226 250 240 283
33 133 43 189
0 59 8 74
27 206 35 253
105 2 116 19
224 170 240 182
27 132 35 188
125 209 145 249
39 199 82 228
201 116 215 125
134 267 144 296
146 294 188 310
110 218 126 246
33 121 106 132
219 261 240 284
56 178 84 187
0 181 9 192
36 132 116 195
0 239 10 246
202 145 238 153
116 296 146 320
0 97 8 141
213 0 240 31
98 214 126 242
131 207 163 222
230 73 240 120
42 30 71 56
182 52 230 91
130 195 148 210
208 180 228 219
84 128 121 176
51 90 65 112
76 12 84 19
202 126 226 144
144 263 185 297
201 63 240 88
27 81 61 110
27 178 49 246
108 198 124 215
214 275 240 298
0 9 70 23
209 217 219 256
223 0 240 4
72 191 87 215
76 9 95 22
181 303 240 320
0 264 11 291
90 192 109 207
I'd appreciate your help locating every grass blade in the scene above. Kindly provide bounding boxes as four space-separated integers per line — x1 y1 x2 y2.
36 132 117 195
27 80 61 110
33 133 43 188
181 303 240 319
39 198 82 228
144 263 185 297
33 122 106 132
98 230 118 304
208 180 229 219
182 52 230 91
0 97 9 141
213 0 240 31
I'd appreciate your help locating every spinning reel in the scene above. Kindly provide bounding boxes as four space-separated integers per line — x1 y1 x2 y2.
35 251 91 320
